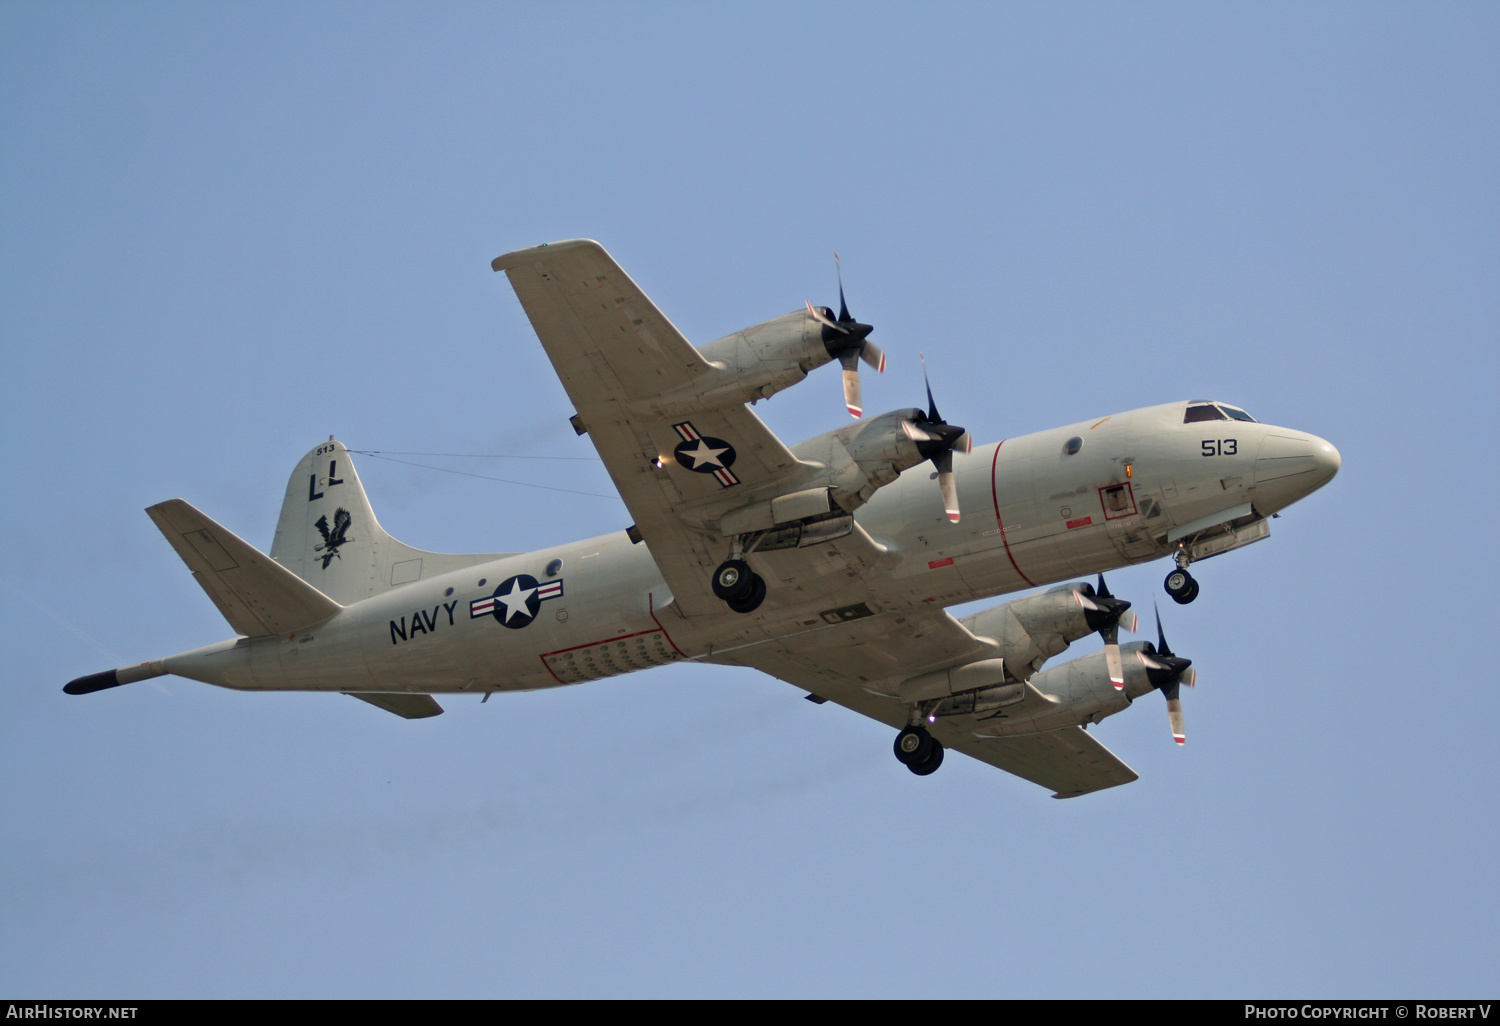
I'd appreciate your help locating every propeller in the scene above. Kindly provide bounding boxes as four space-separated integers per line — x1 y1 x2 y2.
1076 574 1137 689
805 253 884 418
901 356 973 523
1140 604 1197 745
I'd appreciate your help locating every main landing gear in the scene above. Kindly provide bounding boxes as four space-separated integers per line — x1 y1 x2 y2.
893 726 945 776
1164 547 1200 605
712 558 766 614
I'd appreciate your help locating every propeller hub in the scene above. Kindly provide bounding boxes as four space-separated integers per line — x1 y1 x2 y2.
1143 649 1193 689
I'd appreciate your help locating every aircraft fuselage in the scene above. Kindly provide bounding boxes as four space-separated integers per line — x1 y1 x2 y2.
156 400 1338 698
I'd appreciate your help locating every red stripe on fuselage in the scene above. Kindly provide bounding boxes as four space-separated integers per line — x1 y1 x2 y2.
990 440 1038 588
649 592 689 658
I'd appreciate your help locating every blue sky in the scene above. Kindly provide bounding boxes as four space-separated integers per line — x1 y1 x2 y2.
2 2 1496 998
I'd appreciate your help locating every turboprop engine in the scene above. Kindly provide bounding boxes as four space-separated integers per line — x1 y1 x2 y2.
899 595 1196 747
631 304 883 423
962 627 1198 744
960 577 1137 682
897 577 1137 711
630 259 888 420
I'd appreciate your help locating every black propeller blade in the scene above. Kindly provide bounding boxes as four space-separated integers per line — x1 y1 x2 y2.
1142 604 1196 745
805 254 884 418
1077 574 1136 689
901 356 972 523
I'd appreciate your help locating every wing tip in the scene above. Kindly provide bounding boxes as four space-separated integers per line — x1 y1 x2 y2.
491 239 607 273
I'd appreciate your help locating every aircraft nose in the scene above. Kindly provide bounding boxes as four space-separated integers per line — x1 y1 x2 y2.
1253 431 1341 513
1312 436 1341 482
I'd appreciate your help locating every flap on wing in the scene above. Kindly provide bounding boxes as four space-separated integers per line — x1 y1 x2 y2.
957 726 1138 798
493 239 713 403
345 693 445 719
147 499 342 638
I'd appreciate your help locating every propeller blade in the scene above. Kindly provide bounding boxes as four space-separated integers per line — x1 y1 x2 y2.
1138 650 1166 670
860 340 886 373
937 463 960 523
806 300 847 334
1149 603 1192 744
921 355 941 422
1103 629 1125 689
835 252 850 323
1165 683 1186 745
902 420 935 443
1081 574 1132 688
839 351 862 418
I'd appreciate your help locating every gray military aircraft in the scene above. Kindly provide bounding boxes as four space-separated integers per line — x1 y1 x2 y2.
64 240 1340 797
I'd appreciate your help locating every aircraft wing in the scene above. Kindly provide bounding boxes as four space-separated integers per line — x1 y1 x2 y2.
494 240 879 619
713 607 1138 798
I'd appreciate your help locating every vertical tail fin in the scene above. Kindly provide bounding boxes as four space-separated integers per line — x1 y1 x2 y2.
269 439 513 604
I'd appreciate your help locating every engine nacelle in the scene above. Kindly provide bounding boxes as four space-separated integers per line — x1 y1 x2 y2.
630 309 835 418
958 582 1108 682
898 581 1119 708
951 642 1161 735
789 409 932 515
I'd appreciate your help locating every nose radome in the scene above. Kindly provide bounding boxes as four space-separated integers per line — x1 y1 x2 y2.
1253 431 1341 513
1312 436 1341 483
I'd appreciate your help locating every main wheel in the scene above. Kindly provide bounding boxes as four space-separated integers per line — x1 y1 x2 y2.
712 559 754 602
726 573 766 613
893 727 934 766
908 739 945 776
1164 568 1198 604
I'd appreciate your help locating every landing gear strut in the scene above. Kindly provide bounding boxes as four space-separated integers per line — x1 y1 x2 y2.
712 558 766 613
1164 547 1200 604
893 726 946 776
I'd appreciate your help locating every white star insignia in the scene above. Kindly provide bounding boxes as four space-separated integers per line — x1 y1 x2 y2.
496 578 538 623
679 439 729 470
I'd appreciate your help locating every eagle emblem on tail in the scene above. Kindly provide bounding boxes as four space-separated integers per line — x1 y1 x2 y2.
313 508 353 569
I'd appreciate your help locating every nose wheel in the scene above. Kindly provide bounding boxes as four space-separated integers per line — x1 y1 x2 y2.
893 726 946 776
1164 568 1199 604
712 558 766 613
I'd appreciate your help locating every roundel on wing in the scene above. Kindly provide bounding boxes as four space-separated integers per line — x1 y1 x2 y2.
672 435 737 474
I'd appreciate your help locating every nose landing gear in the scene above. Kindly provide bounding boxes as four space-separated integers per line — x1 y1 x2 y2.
1164 547 1200 604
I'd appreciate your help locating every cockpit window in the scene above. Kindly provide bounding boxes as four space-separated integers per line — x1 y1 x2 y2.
1184 404 1226 423
1219 405 1258 423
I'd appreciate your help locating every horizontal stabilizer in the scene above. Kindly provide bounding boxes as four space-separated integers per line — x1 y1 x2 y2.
147 499 342 638
345 693 444 719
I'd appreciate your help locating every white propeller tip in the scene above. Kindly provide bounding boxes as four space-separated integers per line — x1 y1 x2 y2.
847 405 862 418
877 353 887 374
1173 734 1186 746
946 510 961 523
